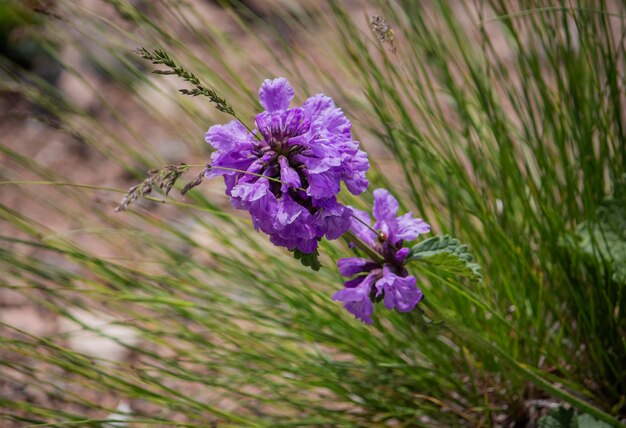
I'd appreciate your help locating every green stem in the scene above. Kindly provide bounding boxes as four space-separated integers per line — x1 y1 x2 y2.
343 230 385 264
0 181 124 193
234 115 261 141
350 213 383 238
481 6 625 24
207 165 307 192
0 181 242 217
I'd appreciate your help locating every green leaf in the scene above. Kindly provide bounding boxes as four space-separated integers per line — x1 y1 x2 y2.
563 184 626 284
406 235 482 281
293 248 322 271
538 406 576 428
576 414 613 428
538 406 614 428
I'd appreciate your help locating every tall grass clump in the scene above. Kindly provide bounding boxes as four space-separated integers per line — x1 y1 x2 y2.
0 0 624 426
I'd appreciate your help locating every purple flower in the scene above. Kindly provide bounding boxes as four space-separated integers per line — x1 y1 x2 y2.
205 78 369 253
333 189 430 323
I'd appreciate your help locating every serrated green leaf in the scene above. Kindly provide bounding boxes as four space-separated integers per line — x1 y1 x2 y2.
538 406 614 428
564 185 626 284
406 235 482 281
576 414 613 428
293 248 322 271
538 406 577 428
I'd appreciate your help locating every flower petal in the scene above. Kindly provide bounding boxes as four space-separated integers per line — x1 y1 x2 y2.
393 247 410 265
278 155 301 192
275 194 302 226
205 150 256 179
258 77 294 112
376 265 422 312
282 108 309 137
344 299 374 324
343 149 369 195
266 200 319 253
394 213 431 243
205 120 250 151
296 237 318 254
306 171 341 199
230 179 268 204
337 257 376 277
204 120 256 179
313 197 352 240
332 272 378 324
348 208 378 247
302 93 335 121
343 275 366 288
372 188 399 225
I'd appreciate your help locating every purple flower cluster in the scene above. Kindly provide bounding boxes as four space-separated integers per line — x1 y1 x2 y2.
333 189 430 323
202 78 431 324
205 78 369 253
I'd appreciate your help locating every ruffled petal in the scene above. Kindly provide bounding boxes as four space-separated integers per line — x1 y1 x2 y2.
278 156 301 192
376 265 422 312
275 193 302 226
205 150 256 179
313 197 352 240
318 106 351 137
295 149 341 174
372 188 399 225
343 275 366 288
393 213 431 243
393 247 410 265
258 77 294 112
255 112 282 142
332 272 378 324
282 108 310 137
230 179 268 205
344 299 374 324
204 120 256 179
343 149 369 195
348 208 378 247
302 93 335 122
337 257 376 277
268 220 318 254
205 120 250 151
306 171 341 199
296 237 318 254
265 199 320 253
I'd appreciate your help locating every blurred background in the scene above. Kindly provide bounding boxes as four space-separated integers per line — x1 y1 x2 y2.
0 0 624 426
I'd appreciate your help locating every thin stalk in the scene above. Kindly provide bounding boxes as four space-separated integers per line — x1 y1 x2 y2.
343 230 385 264
0 181 240 217
234 115 261 141
481 6 625 24
350 213 384 239
205 165 308 192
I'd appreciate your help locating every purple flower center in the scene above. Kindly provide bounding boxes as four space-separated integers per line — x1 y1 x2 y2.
252 109 311 199
256 108 310 152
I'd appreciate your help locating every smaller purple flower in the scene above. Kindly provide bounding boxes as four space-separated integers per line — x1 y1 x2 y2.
333 189 430 323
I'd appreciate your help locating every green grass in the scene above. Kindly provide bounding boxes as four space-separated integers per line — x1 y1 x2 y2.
0 0 624 426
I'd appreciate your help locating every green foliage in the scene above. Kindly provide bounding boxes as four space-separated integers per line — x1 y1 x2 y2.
539 407 577 428
407 235 482 281
539 406 613 428
293 248 322 271
566 186 626 283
